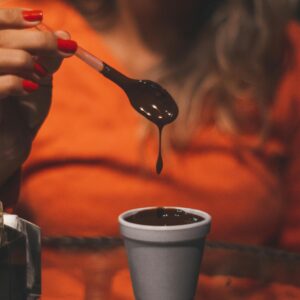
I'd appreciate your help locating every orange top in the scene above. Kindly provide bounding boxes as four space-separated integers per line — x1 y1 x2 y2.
1 0 300 251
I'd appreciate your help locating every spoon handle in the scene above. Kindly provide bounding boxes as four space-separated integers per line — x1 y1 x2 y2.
36 23 104 72
75 46 104 72
36 23 130 88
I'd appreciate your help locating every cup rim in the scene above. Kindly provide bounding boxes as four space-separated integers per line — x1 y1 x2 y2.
118 206 211 232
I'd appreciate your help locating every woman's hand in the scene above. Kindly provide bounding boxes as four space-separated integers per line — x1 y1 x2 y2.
0 8 77 185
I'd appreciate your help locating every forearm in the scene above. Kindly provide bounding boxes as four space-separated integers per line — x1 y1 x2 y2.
0 168 21 208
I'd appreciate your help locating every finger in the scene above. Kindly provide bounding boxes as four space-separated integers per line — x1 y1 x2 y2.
36 55 61 75
17 79 52 132
0 75 39 100
0 48 48 78
36 30 72 74
55 30 71 40
0 8 43 29
0 30 77 57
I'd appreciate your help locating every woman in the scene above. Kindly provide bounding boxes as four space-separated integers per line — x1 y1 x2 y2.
0 0 299 298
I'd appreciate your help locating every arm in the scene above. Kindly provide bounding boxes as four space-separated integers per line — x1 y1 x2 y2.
279 113 300 251
0 169 21 208
0 8 77 208
278 22 300 249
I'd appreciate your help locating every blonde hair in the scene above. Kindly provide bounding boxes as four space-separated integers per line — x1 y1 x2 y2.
157 0 295 147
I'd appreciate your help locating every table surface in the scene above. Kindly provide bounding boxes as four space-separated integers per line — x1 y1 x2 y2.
40 237 300 300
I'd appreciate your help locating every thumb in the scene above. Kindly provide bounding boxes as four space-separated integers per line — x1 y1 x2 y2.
37 30 74 74
54 30 71 40
55 30 78 58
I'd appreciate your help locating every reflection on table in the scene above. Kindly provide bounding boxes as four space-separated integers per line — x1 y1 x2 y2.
41 237 300 300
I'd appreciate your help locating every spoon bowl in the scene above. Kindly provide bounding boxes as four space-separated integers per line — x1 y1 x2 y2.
101 63 178 128
124 79 178 127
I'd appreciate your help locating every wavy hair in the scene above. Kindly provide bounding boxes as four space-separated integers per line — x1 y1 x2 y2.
69 0 295 146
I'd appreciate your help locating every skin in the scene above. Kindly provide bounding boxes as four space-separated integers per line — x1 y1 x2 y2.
116 0 203 54
0 7 76 186
101 0 203 75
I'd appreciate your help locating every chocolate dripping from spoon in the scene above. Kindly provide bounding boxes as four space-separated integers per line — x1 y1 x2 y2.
101 63 178 174
38 24 179 174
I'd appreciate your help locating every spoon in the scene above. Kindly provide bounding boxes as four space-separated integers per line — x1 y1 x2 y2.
38 24 179 173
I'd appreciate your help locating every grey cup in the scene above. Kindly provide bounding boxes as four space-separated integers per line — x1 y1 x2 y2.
119 207 211 300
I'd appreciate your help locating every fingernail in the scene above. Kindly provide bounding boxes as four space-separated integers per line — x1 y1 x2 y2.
23 80 39 93
34 63 48 77
57 38 78 54
22 10 43 22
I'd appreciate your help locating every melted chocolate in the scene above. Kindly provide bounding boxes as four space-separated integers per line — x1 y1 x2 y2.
125 207 204 226
156 127 163 174
101 63 178 174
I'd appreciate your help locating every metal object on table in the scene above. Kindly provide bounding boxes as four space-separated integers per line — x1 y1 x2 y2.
0 225 26 300
4 214 41 300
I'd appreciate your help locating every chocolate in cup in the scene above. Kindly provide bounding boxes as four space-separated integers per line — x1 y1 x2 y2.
119 207 211 300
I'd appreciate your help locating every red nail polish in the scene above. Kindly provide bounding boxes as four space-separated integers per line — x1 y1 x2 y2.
23 80 39 93
34 63 48 77
57 39 78 54
22 10 43 22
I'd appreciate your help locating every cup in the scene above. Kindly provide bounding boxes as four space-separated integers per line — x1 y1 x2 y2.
119 207 211 300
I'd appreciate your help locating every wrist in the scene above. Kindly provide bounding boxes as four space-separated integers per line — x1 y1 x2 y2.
0 168 21 209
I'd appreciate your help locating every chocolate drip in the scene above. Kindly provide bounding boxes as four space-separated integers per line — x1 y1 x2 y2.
156 126 163 174
101 63 178 174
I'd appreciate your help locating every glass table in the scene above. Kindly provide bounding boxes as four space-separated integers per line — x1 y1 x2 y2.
40 237 300 300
